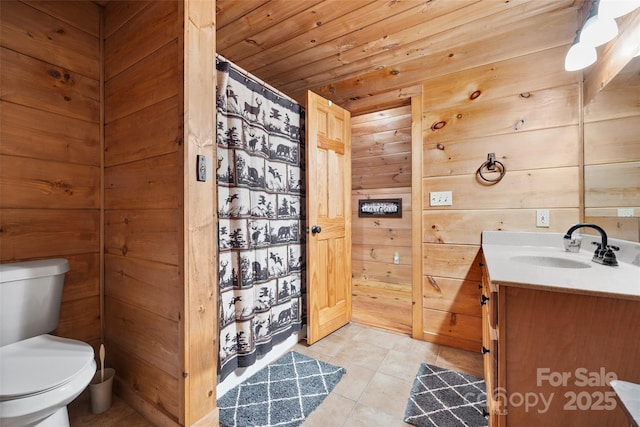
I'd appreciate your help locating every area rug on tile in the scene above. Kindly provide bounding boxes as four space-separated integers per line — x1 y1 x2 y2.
404 363 488 427
217 351 346 427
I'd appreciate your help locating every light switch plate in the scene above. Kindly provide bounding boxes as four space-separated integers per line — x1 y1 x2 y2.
429 191 452 206
536 209 550 227
197 155 209 182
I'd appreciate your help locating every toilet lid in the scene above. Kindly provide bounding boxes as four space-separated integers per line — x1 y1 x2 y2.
0 334 95 399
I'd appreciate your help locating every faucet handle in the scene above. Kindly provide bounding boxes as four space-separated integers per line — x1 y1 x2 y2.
608 245 620 251
591 241 605 258
602 247 619 266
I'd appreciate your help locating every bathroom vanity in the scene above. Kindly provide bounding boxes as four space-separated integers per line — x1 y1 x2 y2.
481 231 640 427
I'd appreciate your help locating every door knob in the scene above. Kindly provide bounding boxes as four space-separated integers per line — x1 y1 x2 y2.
311 225 321 234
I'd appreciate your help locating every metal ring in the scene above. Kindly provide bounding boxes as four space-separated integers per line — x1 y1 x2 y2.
477 160 506 184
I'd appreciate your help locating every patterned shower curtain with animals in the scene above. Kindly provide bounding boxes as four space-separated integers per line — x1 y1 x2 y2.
216 61 305 382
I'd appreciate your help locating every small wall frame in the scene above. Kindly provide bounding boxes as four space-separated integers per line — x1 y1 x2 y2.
358 198 402 218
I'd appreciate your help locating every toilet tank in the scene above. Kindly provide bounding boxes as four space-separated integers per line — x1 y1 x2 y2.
0 258 70 347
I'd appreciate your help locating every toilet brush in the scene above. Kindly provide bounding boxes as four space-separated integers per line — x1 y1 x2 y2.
99 344 105 383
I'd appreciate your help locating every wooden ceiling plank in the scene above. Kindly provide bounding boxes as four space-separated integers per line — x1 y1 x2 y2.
280 0 576 92
284 3 576 102
217 0 323 51
219 0 370 61
294 8 577 107
216 0 270 30
224 0 412 73
256 0 484 85
216 0 585 114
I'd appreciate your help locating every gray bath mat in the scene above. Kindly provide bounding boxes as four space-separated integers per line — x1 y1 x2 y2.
218 351 346 427
404 363 488 427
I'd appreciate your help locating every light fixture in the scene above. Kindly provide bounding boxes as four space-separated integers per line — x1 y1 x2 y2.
564 0 640 71
598 0 640 19
565 38 598 71
580 15 618 47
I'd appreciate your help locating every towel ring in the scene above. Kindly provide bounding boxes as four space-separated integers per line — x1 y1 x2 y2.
477 153 506 184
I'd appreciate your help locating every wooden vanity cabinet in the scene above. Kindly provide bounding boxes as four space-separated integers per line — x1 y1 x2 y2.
481 259 640 426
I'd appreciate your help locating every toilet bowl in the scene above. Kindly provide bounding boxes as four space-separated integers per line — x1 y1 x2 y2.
0 259 96 427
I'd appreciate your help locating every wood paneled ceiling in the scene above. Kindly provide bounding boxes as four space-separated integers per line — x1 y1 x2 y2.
217 0 587 115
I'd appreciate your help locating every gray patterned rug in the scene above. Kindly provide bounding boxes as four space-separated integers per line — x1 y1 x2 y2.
218 351 346 427
404 363 488 427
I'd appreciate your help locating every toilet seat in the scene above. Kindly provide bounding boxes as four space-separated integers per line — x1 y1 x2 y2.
1 334 95 400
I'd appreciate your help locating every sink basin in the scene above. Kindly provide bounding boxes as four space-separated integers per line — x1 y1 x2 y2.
510 255 592 269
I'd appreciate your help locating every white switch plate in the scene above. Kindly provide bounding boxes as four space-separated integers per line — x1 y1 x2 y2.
536 209 550 227
196 155 213 182
430 191 452 206
617 208 635 217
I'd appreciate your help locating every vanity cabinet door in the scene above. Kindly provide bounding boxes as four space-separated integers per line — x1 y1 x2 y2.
481 265 503 427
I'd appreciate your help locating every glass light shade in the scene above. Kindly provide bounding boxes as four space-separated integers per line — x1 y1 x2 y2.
580 15 619 47
565 42 597 71
598 0 640 19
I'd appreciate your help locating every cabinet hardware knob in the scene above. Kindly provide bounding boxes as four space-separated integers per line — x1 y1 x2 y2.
480 294 490 306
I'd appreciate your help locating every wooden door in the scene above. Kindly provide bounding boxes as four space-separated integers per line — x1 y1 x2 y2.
306 91 352 345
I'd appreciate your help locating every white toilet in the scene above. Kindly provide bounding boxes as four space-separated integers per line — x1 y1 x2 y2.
0 258 96 427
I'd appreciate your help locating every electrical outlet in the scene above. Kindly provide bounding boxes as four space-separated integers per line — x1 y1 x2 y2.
536 209 550 227
429 191 453 206
618 208 635 217
393 251 400 265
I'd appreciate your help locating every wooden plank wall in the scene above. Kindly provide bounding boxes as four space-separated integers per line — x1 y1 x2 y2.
0 1 102 347
351 106 413 334
420 10 582 351
102 1 184 425
183 0 218 424
583 58 640 242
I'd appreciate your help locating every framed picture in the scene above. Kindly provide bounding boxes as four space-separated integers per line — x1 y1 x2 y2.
358 198 402 218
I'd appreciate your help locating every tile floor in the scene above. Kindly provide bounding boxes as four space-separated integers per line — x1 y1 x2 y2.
68 323 483 426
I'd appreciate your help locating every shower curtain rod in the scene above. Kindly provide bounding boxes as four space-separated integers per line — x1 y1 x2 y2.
216 53 299 105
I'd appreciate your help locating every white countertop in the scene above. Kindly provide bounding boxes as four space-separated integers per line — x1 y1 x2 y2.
481 231 640 300
610 380 640 426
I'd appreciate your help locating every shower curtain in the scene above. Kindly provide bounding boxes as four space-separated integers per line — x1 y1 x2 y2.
216 60 305 382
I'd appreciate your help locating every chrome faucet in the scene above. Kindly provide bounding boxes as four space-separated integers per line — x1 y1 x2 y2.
563 223 619 266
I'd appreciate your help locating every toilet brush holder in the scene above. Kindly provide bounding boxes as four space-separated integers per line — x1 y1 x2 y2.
89 368 115 414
